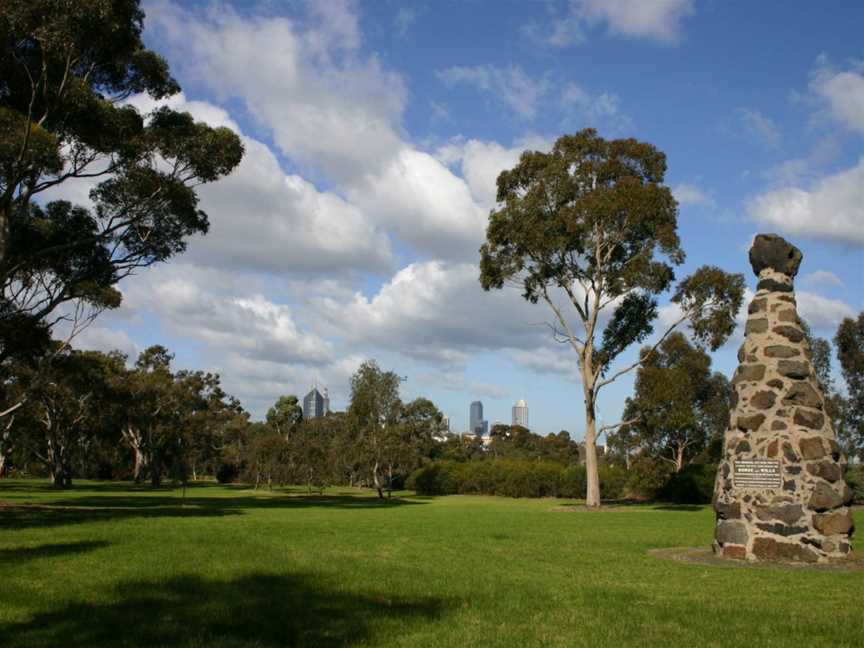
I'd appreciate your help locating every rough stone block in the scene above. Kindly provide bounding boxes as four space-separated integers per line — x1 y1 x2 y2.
716 520 748 545
798 437 825 460
755 504 804 525
813 511 854 536
777 360 809 379
794 408 824 430
808 482 843 511
783 382 821 409
752 537 818 563
773 325 805 343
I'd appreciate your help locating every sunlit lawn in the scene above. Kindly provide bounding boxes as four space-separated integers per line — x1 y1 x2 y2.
1 479 861 647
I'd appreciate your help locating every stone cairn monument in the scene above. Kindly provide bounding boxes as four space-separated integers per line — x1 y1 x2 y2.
713 234 854 563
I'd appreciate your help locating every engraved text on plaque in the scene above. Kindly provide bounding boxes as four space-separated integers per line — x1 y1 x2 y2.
733 459 782 489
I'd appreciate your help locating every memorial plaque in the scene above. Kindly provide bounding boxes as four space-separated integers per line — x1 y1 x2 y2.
733 459 782 489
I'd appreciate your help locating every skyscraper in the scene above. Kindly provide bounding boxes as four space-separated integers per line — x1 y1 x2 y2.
469 400 487 437
512 399 529 428
303 386 329 420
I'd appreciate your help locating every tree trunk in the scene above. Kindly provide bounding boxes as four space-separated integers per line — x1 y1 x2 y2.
581 367 601 507
372 461 384 499
0 452 7 477
675 444 685 473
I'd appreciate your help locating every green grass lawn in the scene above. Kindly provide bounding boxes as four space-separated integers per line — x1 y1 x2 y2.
1 480 861 647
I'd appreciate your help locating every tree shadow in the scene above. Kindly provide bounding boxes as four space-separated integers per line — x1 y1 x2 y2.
0 572 450 647
650 505 705 512
0 503 242 531
31 493 430 512
0 540 109 564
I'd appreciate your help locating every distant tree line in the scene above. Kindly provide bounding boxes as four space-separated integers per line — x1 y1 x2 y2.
1 310 861 504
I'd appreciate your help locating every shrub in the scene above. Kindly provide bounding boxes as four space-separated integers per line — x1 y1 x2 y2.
658 463 717 504
626 455 673 500
598 465 629 500
845 465 864 504
216 462 241 484
558 465 587 499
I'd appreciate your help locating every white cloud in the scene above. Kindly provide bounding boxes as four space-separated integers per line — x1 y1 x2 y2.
347 148 488 259
746 158 864 247
801 270 844 288
123 265 334 367
533 0 694 46
672 183 716 208
737 108 781 149
810 57 864 135
436 136 551 209
70 325 140 360
797 291 856 330
311 261 569 367
507 347 580 380
147 1 406 181
436 64 551 120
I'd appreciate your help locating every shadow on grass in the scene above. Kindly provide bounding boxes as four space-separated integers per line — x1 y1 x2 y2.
0 540 109 564
0 503 242 531
0 572 450 648
650 505 705 512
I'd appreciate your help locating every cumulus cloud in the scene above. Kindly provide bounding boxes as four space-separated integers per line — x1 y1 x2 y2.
737 108 781 149
417 370 510 400
809 57 864 135
746 158 864 247
146 0 406 181
311 261 574 368
346 148 488 260
797 291 856 330
532 0 694 46
122 265 334 367
147 2 496 262
673 183 716 208
436 136 551 209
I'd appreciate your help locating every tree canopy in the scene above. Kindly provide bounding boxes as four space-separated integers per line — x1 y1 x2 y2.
0 0 243 385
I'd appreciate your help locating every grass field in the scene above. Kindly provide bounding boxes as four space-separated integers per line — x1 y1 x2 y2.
1 480 862 647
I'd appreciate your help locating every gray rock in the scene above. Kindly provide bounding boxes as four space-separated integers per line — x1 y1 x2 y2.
773 326 805 343
807 460 842 482
749 391 776 410
733 364 766 384
746 318 769 334
783 383 821 409
794 408 824 430
716 520 748 545
755 504 804 525
777 360 809 379
749 234 803 277
798 437 825 459
737 413 765 431
813 511 854 536
764 345 800 358
808 482 843 511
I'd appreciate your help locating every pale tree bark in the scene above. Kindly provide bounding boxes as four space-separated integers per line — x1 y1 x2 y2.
0 415 13 477
122 426 148 483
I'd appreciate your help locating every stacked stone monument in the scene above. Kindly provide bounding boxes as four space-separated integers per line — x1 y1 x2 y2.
713 234 854 563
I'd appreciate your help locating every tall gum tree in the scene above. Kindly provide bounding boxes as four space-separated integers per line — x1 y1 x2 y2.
480 129 744 507
0 1 243 423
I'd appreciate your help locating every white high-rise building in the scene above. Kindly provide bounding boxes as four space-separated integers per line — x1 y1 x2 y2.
512 399 529 428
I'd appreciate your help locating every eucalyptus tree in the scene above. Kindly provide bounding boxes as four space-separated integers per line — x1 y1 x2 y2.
266 395 303 439
616 332 731 472
0 0 243 419
347 360 403 498
480 129 744 506
835 312 864 460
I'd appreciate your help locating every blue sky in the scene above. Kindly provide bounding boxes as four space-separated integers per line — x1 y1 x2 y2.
61 0 863 436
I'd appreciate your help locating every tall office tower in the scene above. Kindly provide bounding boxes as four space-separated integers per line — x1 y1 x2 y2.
303 386 328 420
469 400 483 436
441 415 450 432
512 399 529 428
